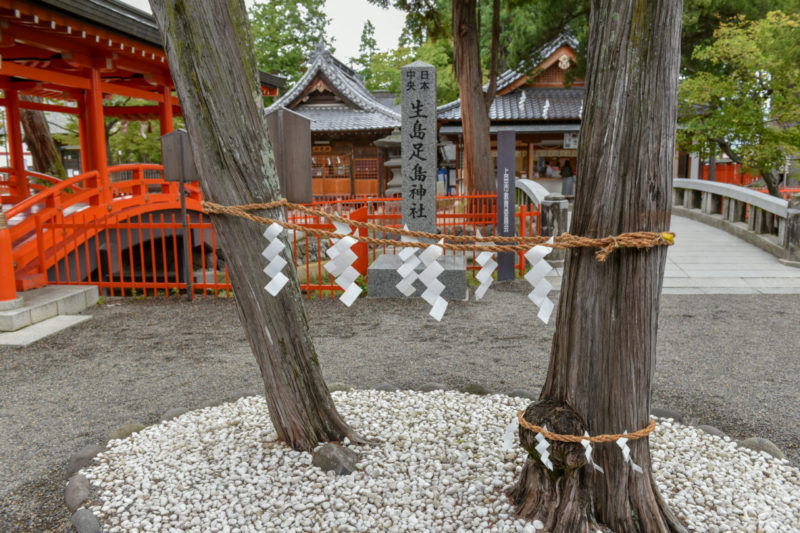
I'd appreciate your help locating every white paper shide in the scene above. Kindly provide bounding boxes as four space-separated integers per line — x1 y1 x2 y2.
262 222 289 296
324 221 363 307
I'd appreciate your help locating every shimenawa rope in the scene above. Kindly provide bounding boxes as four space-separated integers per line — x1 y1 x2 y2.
201 199 675 261
516 410 656 443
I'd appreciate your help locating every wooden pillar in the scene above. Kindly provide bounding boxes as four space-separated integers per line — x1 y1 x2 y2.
77 99 92 173
159 85 174 135
349 148 355 196
87 67 111 204
6 89 28 199
0 212 18 302
527 142 534 179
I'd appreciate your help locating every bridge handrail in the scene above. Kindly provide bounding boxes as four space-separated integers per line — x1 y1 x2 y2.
672 178 798 262
6 171 100 220
515 179 550 206
673 178 788 216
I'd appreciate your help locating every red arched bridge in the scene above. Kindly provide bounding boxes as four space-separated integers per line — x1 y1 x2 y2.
1 164 541 300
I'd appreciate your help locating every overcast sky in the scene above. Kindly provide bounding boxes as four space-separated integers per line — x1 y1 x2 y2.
120 0 406 63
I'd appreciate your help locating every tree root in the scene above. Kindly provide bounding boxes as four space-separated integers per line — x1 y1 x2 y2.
509 400 687 533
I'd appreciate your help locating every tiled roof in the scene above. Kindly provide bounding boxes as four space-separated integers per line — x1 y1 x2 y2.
493 33 579 93
39 0 285 88
294 104 399 132
437 33 580 120
438 87 584 121
266 45 400 132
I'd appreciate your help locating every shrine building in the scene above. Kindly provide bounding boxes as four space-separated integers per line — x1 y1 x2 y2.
266 44 400 197
0 0 284 205
437 34 583 194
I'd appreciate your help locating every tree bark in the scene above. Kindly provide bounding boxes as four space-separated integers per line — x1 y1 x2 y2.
452 0 494 192
20 96 67 179
483 0 500 108
510 1 687 532
149 0 360 451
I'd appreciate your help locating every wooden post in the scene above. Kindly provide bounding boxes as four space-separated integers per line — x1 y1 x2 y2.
87 67 111 204
527 142 534 179
6 89 28 199
159 85 174 135
78 99 92 174
0 212 18 302
150 0 360 451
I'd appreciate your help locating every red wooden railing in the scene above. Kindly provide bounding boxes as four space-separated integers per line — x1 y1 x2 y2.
3 165 540 299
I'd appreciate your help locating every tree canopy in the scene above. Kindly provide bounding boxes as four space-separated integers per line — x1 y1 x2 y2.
248 0 333 84
678 11 800 195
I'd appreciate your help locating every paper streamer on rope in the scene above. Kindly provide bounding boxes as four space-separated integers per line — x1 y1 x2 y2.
581 431 605 473
395 225 420 297
324 221 362 307
535 426 554 471
262 222 289 296
501 417 519 451
616 431 643 473
474 230 497 300
524 237 555 324
419 239 448 321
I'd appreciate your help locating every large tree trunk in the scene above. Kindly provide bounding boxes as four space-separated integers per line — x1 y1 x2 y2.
20 96 67 179
452 0 494 192
509 2 687 532
150 0 359 451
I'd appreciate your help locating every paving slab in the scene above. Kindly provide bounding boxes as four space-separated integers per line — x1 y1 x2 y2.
0 315 91 347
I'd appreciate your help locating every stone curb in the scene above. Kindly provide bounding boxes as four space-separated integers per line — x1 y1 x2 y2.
64 444 104 532
63 419 147 533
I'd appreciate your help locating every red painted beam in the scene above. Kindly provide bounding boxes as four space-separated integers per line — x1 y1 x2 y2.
0 98 81 115
0 61 90 89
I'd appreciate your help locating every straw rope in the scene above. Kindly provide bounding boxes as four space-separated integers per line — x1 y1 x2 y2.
516 410 657 444
200 199 675 261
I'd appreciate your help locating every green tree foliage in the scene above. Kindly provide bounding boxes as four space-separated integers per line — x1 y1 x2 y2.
248 0 333 84
678 11 800 195
363 41 458 105
491 0 797 79
52 97 177 165
353 20 379 87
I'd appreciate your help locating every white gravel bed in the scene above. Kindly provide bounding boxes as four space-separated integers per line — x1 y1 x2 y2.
82 390 800 532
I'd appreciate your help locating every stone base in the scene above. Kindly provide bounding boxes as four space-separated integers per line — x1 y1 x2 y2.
368 253 467 300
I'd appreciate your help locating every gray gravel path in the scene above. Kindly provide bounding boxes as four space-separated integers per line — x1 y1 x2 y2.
1 287 798 531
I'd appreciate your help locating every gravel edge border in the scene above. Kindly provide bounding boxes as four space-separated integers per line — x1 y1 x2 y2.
64 385 789 532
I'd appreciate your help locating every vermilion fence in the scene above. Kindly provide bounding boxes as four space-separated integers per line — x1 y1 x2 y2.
4 165 541 298
16 197 540 299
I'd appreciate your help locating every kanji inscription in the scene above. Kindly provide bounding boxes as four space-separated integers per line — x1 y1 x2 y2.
401 61 437 233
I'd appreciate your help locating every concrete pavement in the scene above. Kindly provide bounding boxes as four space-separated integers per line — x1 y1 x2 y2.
664 215 800 295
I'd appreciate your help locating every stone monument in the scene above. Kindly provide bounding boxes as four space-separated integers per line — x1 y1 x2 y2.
401 61 437 233
368 61 467 300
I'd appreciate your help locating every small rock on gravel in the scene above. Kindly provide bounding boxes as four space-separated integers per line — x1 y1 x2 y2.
66 444 104 479
374 383 397 391
312 443 358 475
64 474 90 513
650 407 684 423
419 382 447 392
461 383 491 395
105 423 145 444
71 508 101 533
327 382 350 392
740 437 785 460
697 424 727 438
161 407 190 422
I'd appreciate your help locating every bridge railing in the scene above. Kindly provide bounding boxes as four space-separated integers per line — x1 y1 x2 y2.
672 178 800 262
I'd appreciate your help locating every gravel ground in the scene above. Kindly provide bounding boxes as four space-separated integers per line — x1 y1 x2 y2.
1 285 798 531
